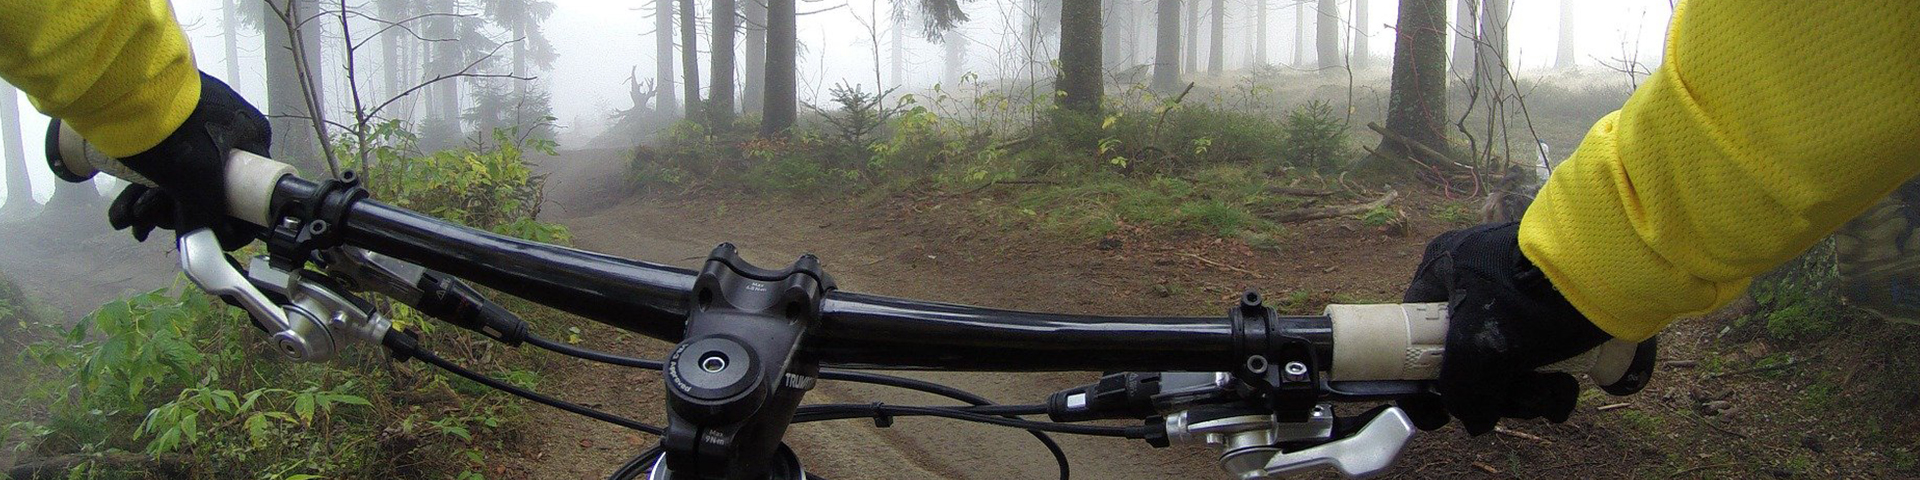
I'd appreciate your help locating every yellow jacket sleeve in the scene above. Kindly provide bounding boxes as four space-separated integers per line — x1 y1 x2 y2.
1520 0 1920 342
0 0 201 157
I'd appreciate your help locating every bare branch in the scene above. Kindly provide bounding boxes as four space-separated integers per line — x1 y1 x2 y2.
359 38 527 122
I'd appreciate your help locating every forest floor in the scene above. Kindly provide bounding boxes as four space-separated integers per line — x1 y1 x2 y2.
487 147 1920 479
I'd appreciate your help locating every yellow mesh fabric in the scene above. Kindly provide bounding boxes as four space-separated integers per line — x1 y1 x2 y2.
0 0 200 157
1520 0 1920 341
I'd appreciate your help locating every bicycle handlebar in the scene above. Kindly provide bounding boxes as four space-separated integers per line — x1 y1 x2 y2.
50 125 1658 479
47 122 1648 388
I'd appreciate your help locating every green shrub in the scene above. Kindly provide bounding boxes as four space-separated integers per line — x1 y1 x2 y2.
9 287 423 477
1748 238 1847 342
344 122 572 243
1431 202 1475 225
1277 100 1350 172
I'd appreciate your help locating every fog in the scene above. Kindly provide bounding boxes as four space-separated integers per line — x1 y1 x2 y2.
2 0 1676 206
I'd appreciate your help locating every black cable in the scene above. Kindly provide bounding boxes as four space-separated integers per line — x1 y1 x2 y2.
955 404 1050 416
522 333 1071 479
526 332 665 369
793 403 1146 438
811 372 1071 480
608 445 662 480
409 347 666 435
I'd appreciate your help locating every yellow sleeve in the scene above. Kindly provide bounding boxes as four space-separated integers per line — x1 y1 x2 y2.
0 0 201 157
1519 0 1920 342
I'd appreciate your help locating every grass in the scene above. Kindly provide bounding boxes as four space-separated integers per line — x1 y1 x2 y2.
1618 410 1665 436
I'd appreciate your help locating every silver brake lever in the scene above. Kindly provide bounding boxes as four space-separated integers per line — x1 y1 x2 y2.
178 229 320 360
179 230 391 362
1259 407 1415 478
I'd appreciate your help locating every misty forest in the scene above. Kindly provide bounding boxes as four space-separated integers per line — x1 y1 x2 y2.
2 0 1918 478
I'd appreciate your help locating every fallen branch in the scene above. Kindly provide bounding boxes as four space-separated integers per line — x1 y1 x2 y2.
1266 190 1399 224
1493 426 1554 445
1705 355 1821 380
941 179 1060 198
1678 411 1749 440
1265 186 1337 197
1596 402 1633 412
1671 462 1739 478
989 135 1037 152
1177 253 1266 279
1367 122 1461 166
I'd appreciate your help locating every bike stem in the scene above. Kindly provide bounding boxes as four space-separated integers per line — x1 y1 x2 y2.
659 243 833 480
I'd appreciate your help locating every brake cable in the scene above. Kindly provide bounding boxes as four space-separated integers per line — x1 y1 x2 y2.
524 332 1074 480
383 332 666 435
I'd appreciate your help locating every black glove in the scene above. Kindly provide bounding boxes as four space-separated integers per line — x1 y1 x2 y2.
1396 222 1613 435
107 72 271 248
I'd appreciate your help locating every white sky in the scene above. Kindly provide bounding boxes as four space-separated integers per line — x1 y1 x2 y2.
3 0 1675 206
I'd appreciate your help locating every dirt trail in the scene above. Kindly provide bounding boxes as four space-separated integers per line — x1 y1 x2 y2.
498 149 1470 479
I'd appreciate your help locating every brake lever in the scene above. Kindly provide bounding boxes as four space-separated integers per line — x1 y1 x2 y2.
1259 406 1414 478
1164 402 1414 479
179 229 391 362
179 228 321 360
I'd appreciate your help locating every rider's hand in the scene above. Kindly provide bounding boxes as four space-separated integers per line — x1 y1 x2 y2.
1395 221 1613 435
108 72 270 248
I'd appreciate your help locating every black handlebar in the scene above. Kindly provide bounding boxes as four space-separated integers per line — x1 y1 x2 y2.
293 177 1332 372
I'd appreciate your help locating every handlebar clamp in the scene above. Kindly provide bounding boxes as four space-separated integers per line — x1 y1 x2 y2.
1227 290 1322 421
266 171 368 270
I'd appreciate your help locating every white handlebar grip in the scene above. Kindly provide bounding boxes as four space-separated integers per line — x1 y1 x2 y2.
47 120 296 228
1324 303 1654 392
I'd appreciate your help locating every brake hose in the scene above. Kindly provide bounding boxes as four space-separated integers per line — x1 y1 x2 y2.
791 403 1152 439
384 331 666 435
525 332 1073 480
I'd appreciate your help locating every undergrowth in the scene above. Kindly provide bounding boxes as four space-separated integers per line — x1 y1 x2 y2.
2 122 574 479
628 78 1361 244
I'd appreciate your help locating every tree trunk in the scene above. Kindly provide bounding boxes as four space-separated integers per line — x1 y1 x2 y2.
1554 0 1575 69
1254 0 1268 65
679 0 702 119
513 21 527 98
892 6 907 86
743 0 766 112
1102 0 1127 71
761 0 797 136
656 0 680 115
264 0 324 174
223 0 241 82
943 28 966 87
1293 1 1304 66
1152 0 1181 91
379 0 404 100
1207 0 1224 74
1472 0 1508 93
0 81 32 217
711 0 737 128
1183 0 1198 72
428 0 461 143
1316 0 1340 70
1450 0 1476 77
1352 0 1369 68
1379 0 1448 160
1058 0 1102 115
